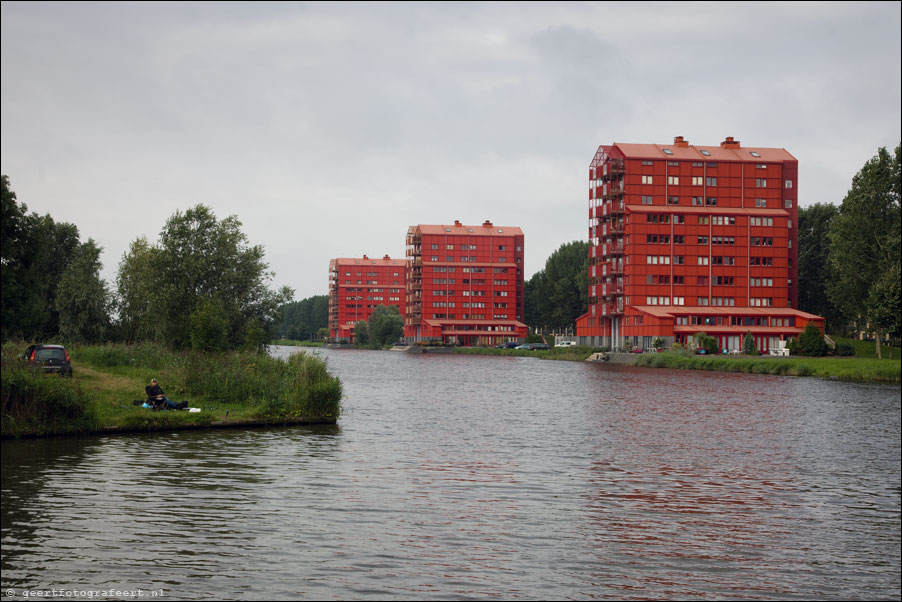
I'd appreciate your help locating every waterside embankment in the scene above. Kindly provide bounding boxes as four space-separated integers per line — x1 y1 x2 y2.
1 343 342 439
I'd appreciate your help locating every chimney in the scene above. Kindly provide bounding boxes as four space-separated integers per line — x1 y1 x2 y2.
674 135 689 148
720 136 741 149
383 254 390 260
483 220 493 227
454 220 462 227
362 254 368 260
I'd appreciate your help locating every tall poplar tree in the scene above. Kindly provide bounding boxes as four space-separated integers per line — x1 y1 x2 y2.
827 144 901 358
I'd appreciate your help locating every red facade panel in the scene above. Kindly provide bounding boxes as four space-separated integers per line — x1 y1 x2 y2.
328 255 407 342
404 221 527 345
579 137 818 351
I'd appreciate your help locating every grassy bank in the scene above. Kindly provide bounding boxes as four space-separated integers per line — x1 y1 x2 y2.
454 346 602 362
2 342 341 438
635 351 901 383
271 339 324 347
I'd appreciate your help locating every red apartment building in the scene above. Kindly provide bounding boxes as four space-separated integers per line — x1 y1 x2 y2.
328 255 407 343
404 220 527 345
576 136 824 353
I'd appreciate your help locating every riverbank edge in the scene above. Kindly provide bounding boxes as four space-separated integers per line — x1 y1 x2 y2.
1 415 338 440
635 351 901 383
448 346 901 383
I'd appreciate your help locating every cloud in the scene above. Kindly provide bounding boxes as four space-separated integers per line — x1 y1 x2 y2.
2 2 900 300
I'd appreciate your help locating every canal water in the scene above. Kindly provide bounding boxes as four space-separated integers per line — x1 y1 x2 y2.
2 347 900 600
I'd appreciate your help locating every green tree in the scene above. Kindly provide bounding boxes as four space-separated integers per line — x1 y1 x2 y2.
866 263 901 359
115 238 164 343
353 320 369 346
116 205 293 350
189 296 229 351
827 144 901 358
365 305 404 349
55 239 112 342
525 241 588 331
1 175 82 341
798 203 844 333
278 295 329 341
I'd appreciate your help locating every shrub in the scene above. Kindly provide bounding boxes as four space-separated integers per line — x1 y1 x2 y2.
743 331 758 355
797 322 827 356
1 349 97 436
836 342 856 356
693 332 718 355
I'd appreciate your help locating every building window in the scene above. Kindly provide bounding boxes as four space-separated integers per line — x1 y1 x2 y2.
692 176 703 186
706 197 717 206
692 196 703 206
700 150 711 156
642 175 653 184
785 180 793 188
756 178 767 187
785 199 793 208
663 149 673 155
668 176 679 185
750 151 761 157
706 177 717 186
641 195 654 204
756 198 766 207
668 196 679 205
642 160 653 166
668 161 679 166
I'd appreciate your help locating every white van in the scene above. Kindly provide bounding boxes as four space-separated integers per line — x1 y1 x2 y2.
555 340 577 347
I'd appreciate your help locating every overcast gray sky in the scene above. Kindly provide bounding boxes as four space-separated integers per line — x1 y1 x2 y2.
2 1 900 300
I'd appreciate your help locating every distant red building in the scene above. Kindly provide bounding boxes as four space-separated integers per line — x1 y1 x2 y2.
576 136 824 352
328 255 407 343
404 220 527 345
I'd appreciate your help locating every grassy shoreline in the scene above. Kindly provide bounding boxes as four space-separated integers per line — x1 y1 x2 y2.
453 346 602 362
2 343 341 439
634 351 900 383
451 344 900 383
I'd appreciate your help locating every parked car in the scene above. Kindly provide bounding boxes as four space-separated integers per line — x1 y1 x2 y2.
22 344 73 376
555 340 577 347
515 344 535 350
495 341 520 349
533 343 551 350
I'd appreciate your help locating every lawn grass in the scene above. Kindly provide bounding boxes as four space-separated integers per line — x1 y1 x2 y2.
829 336 900 359
2 342 341 438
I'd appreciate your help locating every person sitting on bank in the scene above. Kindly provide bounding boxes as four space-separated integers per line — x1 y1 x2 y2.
146 378 179 410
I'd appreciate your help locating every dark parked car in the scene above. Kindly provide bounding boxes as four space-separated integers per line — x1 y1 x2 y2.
22 344 73 377
532 343 551 350
495 341 520 349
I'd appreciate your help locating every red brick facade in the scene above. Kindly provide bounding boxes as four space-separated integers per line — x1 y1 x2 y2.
576 137 824 352
328 255 407 343
404 221 527 345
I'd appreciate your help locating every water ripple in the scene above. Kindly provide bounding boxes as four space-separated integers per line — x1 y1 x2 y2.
2 348 899 600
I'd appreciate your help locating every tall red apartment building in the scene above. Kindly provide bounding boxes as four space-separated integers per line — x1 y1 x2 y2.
404 220 527 345
328 255 407 342
576 136 824 352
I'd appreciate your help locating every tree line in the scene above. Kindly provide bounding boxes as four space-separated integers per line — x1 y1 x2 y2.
798 144 900 357
2 175 291 351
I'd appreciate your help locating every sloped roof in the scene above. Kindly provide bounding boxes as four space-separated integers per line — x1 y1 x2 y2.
613 142 796 163
331 256 407 266
413 223 524 237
